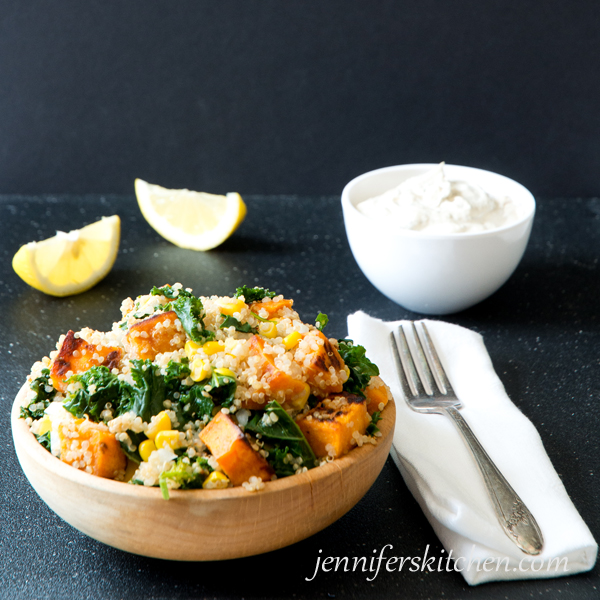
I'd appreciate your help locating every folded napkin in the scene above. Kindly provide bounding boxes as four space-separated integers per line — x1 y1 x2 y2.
347 312 597 585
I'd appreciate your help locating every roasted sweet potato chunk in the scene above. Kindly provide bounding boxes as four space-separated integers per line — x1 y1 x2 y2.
243 335 309 411
199 411 274 486
249 298 294 318
50 330 123 392
296 393 370 459
59 419 126 479
298 331 347 395
124 310 185 360
364 376 392 415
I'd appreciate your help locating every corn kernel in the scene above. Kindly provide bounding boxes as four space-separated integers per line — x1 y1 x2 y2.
283 331 303 350
214 367 236 380
289 382 311 411
259 321 278 338
155 429 181 450
146 411 172 440
185 340 202 358
191 357 212 382
37 415 52 436
298 382 311 404
218 299 246 316
202 341 224 356
139 439 157 462
343 365 351 382
202 471 230 489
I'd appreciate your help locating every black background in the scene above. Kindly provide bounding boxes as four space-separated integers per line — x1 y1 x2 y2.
1 0 599 197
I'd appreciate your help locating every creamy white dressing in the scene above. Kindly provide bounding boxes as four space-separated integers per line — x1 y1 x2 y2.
356 163 521 234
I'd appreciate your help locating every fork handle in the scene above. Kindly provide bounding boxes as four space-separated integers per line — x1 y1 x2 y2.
444 406 544 555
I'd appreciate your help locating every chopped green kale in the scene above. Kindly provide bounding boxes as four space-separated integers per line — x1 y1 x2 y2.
366 411 382 436
122 360 170 423
179 386 215 420
234 285 276 303
64 366 124 420
150 285 194 300
265 445 298 478
245 400 316 474
205 369 237 409
159 456 211 499
164 357 191 384
35 431 51 452
220 314 256 334
315 312 329 331
120 430 146 464
337 339 379 397
20 369 56 419
166 294 215 344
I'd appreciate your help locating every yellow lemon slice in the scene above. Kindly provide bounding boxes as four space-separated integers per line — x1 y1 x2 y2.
12 215 120 297
134 179 247 251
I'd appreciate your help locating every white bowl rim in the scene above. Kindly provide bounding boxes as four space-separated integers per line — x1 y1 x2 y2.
12 382 396 502
341 163 536 240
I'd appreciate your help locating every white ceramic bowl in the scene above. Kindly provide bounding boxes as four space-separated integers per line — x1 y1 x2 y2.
12 383 395 561
341 164 536 314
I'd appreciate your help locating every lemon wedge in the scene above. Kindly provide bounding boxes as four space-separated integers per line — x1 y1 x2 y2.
134 179 247 251
12 215 120 297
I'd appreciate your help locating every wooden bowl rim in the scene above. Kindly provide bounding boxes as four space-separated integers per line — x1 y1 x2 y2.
12 381 396 502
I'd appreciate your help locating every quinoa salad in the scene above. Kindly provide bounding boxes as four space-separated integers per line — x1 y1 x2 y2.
20 284 392 498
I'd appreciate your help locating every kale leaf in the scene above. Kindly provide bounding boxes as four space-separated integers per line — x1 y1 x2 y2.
179 385 215 420
120 430 146 464
159 456 211 499
150 285 214 343
20 369 56 419
122 359 168 423
315 312 329 331
264 445 297 478
35 431 51 452
337 339 379 397
205 369 237 408
167 294 215 344
64 366 124 420
366 411 382 436
164 357 191 385
234 285 276 303
245 400 316 473
150 285 194 300
220 314 256 334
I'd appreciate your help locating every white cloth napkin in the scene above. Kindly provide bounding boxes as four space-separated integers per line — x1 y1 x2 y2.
347 312 597 585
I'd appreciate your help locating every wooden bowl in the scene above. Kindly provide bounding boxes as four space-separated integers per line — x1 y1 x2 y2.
11 383 396 561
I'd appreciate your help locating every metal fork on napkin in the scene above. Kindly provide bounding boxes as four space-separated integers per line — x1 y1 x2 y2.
390 321 544 556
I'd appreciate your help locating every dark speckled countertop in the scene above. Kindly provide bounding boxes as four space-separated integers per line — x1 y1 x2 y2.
1 195 599 600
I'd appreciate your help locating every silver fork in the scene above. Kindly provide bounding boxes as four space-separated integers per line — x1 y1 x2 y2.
390 321 544 556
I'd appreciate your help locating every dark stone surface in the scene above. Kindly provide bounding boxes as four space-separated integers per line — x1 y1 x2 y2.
0 194 598 599
1 2 600 198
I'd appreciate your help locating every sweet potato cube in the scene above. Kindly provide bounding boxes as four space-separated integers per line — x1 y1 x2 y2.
59 419 126 479
249 298 294 318
243 335 309 411
296 393 370 459
124 310 185 361
199 411 275 486
300 331 347 395
364 376 392 415
50 330 123 392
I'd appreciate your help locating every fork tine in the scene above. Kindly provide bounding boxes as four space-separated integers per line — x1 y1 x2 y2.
389 325 426 398
417 321 455 396
409 322 439 395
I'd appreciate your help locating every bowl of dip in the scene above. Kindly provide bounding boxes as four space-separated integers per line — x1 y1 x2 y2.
341 163 536 314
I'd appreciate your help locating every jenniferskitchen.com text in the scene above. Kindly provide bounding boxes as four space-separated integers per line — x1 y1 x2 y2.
305 545 569 582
